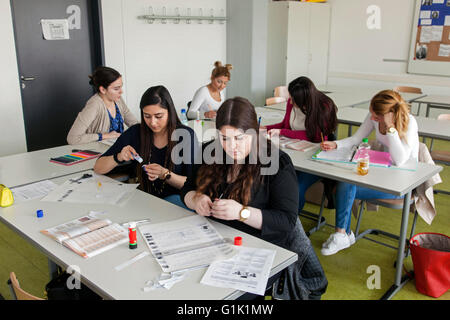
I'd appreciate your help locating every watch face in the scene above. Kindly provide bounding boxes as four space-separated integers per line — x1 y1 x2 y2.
241 208 251 219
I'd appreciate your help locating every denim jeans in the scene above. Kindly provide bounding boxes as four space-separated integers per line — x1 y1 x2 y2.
335 182 404 234
163 194 190 211
296 171 322 212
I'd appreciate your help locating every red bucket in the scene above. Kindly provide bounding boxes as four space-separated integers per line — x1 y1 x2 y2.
409 233 450 298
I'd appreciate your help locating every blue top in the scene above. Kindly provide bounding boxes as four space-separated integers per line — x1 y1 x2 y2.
107 103 124 133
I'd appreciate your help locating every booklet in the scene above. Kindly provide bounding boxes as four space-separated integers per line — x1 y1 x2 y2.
277 136 318 152
41 214 128 258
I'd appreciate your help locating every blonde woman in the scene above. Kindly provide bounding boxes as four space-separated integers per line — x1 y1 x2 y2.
187 61 232 119
320 90 419 256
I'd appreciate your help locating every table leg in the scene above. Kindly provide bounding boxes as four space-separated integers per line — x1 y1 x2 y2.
380 191 412 300
48 259 59 279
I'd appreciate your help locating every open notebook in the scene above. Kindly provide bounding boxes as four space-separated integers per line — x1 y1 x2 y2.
41 215 128 258
313 146 393 167
277 136 318 152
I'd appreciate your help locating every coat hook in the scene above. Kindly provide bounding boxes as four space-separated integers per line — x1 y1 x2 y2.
161 7 167 24
186 8 191 24
148 6 154 24
198 8 203 24
174 7 180 24
209 9 214 24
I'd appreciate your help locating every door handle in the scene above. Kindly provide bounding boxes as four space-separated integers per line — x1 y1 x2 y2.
21 76 36 81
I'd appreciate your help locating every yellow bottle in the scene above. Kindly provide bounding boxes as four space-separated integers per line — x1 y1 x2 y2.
0 184 14 207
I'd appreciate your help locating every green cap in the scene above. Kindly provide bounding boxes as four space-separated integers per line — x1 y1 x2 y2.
362 138 368 143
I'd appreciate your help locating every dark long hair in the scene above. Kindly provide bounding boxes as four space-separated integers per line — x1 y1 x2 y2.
88 66 121 92
195 97 267 206
137 86 181 193
288 77 337 142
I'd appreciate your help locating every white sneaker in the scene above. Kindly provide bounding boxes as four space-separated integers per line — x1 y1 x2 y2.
321 232 352 256
322 231 355 247
348 231 355 245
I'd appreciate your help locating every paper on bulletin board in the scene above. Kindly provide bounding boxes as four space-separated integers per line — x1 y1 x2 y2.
420 11 431 19
41 19 70 40
438 44 450 57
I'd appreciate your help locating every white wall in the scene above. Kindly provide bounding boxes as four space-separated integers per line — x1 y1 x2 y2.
327 0 450 97
101 0 227 118
0 0 27 157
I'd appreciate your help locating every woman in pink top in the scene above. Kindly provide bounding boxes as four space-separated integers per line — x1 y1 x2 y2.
263 76 338 216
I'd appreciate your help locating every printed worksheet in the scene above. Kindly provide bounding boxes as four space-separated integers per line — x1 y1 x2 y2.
41 172 138 205
200 246 276 296
11 180 58 202
139 215 235 273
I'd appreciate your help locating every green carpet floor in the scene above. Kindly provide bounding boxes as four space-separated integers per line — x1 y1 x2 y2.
0 123 449 300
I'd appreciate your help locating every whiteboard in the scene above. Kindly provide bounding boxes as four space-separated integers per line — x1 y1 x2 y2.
408 0 450 76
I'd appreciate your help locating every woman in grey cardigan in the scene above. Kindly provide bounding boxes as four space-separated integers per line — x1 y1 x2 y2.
67 66 139 145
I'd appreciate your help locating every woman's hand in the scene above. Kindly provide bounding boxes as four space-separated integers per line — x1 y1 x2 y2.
204 111 217 119
383 112 395 129
103 131 121 140
210 199 242 221
118 145 139 162
192 194 213 216
320 141 337 151
143 163 167 181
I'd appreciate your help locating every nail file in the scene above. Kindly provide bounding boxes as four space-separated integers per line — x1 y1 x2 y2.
114 251 150 271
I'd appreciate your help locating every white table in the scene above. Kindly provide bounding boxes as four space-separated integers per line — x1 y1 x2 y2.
0 171 297 300
0 142 109 188
337 107 450 141
282 146 442 300
413 95 450 117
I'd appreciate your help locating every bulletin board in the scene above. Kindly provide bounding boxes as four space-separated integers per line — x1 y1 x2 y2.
408 0 450 76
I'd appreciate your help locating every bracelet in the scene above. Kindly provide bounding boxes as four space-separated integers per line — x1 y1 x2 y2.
98 133 103 141
113 153 125 164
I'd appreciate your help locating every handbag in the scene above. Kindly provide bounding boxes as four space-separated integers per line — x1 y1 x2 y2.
409 232 450 298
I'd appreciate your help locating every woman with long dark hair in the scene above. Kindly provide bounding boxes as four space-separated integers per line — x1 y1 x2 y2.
264 76 338 215
67 66 139 145
94 85 197 208
181 97 327 299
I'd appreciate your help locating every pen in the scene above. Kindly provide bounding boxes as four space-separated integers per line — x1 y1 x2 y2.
258 116 262 125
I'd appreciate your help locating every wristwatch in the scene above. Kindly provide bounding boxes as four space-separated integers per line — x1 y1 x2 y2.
387 127 397 135
162 170 171 181
113 153 124 164
239 206 251 222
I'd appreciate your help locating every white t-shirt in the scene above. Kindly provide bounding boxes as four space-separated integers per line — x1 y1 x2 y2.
336 113 419 166
187 85 225 119
289 106 306 131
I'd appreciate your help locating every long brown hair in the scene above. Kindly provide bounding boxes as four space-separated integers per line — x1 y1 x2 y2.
137 86 181 193
288 76 337 142
195 97 266 206
370 90 410 141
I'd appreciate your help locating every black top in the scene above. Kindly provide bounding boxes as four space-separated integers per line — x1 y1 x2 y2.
180 140 299 249
102 124 199 199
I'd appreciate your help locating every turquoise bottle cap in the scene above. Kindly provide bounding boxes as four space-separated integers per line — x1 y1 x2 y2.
37 210 43 218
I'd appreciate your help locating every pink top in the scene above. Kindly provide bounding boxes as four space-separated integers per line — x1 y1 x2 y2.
265 99 328 142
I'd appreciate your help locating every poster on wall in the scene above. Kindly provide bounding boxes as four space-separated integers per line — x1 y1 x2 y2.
408 0 450 76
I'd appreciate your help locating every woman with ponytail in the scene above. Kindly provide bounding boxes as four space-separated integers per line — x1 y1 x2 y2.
319 90 419 256
187 61 232 119
94 86 198 209
67 66 139 145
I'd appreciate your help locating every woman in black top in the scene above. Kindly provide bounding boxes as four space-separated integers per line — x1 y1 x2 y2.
94 85 198 208
181 97 328 299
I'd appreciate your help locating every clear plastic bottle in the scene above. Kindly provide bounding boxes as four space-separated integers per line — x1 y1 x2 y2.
180 108 188 125
356 138 370 176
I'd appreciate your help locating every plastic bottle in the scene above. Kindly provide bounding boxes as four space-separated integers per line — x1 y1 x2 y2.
356 138 370 176
180 108 188 125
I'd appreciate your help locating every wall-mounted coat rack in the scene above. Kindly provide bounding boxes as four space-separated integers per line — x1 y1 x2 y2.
138 7 227 24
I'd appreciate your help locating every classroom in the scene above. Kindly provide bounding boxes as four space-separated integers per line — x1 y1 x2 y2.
0 0 449 303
